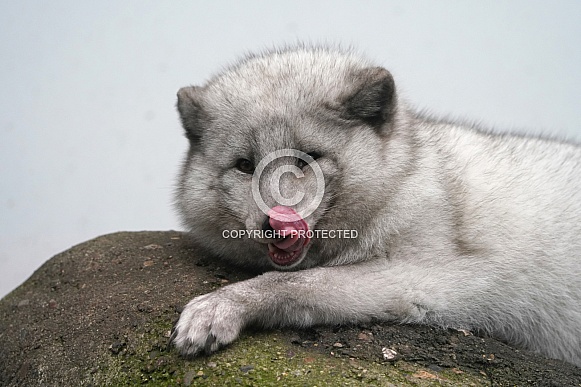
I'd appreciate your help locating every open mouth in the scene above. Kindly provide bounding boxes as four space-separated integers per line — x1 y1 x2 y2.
267 243 304 266
266 206 310 267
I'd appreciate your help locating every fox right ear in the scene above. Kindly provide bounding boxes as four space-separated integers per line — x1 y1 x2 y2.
176 86 206 144
341 67 396 129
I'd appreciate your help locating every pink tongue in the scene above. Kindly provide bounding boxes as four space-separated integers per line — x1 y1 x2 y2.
267 206 310 264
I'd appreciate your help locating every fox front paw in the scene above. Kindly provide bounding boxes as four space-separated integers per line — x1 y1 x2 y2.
171 291 246 357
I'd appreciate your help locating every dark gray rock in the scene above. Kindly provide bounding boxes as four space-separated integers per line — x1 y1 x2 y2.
1 232 579 386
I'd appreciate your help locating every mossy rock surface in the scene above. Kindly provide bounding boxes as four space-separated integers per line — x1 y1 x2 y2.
1 231 580 386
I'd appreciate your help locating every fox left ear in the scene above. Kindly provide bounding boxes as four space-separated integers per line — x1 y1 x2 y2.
176 86 208 145
341 67 396 128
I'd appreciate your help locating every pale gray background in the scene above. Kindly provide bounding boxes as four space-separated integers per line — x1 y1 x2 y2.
1 1 580 298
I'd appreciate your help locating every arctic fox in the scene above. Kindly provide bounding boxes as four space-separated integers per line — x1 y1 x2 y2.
171 45 581 367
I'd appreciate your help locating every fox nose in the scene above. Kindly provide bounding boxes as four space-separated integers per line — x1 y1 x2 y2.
262 216 274 233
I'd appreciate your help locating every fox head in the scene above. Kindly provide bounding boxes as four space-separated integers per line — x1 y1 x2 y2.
175 45 411 270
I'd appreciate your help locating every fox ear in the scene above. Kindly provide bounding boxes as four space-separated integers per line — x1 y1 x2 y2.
176 86 206 144
342 67 396 128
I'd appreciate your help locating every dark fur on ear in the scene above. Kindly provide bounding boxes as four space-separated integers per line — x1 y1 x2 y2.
176 86 206 144
342 67 396 128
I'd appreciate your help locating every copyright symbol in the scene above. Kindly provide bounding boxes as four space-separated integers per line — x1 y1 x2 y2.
251 149 325 221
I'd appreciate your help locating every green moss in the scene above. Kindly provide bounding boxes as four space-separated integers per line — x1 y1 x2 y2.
96 318 488 386
94 318 179 385
172 334 412 386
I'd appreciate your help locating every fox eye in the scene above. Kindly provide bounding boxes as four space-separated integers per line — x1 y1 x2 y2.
235 158 255 174
307 151 322 160
297 152 322 169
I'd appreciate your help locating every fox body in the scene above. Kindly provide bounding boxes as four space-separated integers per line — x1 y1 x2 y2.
172 45 581 366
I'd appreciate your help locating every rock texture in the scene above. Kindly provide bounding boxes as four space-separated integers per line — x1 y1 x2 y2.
1 231 580 386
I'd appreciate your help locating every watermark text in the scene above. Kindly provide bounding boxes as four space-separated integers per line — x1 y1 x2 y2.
222 229 358 239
